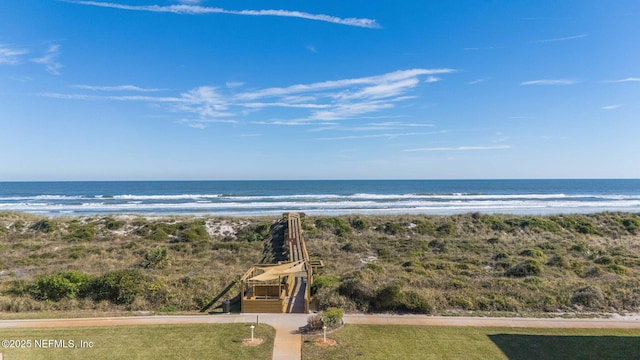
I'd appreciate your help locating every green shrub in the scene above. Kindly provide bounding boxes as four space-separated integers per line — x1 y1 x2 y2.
322 307 344 328
370 282 432 314
169 243 190 253
311 275 339 295
519 249 546 259
436 223 455 236
483 216 510 231
88 269 149 305
571 286 605 308
376 247 390 257
104 217 124 230
427 239 447 253
146 280 171 306
30 219 57 233
364 262 383 272
536 241 556 250
7 280 31 296
507 260 542 277
571 242 588 252
151 228 168 241
338 276 375 311
448 295 474 310
211 242 245 251
350 217 369 231
594 256 613 265
66 223 96 242
445 279 465 290
236 223 270 242
414 220 435 235
378 222 405 235
175 223 208 242
575 221 600 235
31 271 92 301
68 245 88 259
340 242 361 252
621 217 640 234
609 264 629 275
523 218 560 233
403 291 433 313
142 247 170 269
371 281 404 311
558 217 601 235
546 254 568 268
315 217 351 236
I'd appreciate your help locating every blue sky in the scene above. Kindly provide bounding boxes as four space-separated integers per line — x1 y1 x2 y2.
1 0 639 181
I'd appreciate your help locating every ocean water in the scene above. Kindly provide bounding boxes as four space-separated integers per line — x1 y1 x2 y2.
1 179 639 217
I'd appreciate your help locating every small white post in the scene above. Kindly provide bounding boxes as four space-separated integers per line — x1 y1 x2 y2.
250 325 255 341
323 325 327 343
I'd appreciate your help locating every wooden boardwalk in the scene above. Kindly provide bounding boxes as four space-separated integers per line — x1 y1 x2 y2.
284 213 311 313
240 213 313 313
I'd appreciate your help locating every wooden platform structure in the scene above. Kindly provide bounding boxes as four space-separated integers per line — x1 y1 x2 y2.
240 213 315 313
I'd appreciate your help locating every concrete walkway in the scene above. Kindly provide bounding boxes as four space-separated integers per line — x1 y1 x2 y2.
258 314 308 360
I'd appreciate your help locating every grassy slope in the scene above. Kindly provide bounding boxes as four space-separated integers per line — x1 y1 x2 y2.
1 211 640 315
304 213 640 314
302 325 640 360
0 323 275 360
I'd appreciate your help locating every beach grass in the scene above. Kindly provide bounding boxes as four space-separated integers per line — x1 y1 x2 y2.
1 211 640 316
302 324 640 360
0 323 274 360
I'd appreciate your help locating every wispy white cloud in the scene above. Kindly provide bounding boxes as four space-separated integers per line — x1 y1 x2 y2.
41 92 183 102
243 102 331 109
73 84 166 92
31 44 62 75
601 104 621 110
602 77 640 83
0 45 28 65
306 45 318 53
405 145 511 152
237 69 453 101
317 131 444 141
250 120 313 126
520 79 577 86
63 0 381 28
369 122 434 128
42 68 455 128
531 34 588 43
468 78 488 85
178 118 237 129
309 122 436 133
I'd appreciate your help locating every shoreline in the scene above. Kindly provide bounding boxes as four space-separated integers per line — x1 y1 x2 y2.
3 209 640 219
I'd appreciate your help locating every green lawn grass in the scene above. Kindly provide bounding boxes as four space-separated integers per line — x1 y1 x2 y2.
302 325 640 360
0 323 274 360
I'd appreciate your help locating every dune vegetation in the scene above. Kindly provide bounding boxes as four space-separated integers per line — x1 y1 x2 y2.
1 211 639 316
